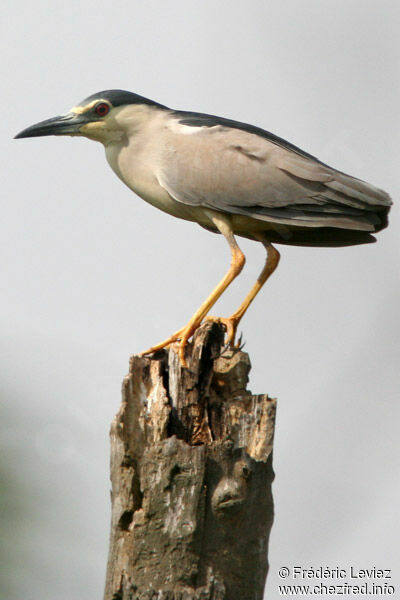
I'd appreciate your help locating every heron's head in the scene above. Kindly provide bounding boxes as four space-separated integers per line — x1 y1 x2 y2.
14 89 167 145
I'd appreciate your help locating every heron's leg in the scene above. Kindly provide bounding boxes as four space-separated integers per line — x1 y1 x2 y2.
140 213 245 367
207 237 280 346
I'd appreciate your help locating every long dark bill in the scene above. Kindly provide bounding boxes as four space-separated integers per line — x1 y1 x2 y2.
15 113 87 139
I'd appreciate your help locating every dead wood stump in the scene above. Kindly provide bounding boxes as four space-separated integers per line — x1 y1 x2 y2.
104 321 276 600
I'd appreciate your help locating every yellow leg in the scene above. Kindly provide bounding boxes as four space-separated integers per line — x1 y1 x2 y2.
207 237 280 346
140 213 245 367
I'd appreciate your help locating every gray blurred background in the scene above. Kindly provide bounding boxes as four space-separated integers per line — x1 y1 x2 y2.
2 1 399 598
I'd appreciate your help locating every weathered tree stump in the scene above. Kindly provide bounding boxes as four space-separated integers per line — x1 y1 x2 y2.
104 322 276 600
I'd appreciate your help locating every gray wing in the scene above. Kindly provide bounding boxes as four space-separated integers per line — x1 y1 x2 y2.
158 122 391 232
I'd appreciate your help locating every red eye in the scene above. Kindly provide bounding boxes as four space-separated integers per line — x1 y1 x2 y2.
95 102 110 116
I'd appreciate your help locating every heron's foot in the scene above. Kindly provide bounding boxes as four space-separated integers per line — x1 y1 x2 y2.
205 315 242 348
140 320 204 368
140 329 182 353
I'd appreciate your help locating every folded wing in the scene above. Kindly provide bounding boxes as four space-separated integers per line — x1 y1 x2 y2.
158 117 391 234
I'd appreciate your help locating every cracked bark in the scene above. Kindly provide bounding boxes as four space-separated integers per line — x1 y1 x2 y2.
104 321 276 600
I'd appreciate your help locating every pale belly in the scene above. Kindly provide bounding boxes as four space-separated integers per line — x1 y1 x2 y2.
105 143 213 225
104 142 275 239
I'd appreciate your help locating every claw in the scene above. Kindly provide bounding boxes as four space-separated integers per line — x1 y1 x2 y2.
236 332 243 348
237 333 246 350
222 340 231 354
221 333 245 356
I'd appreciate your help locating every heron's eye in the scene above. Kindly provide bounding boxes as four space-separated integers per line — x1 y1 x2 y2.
94 102 110 117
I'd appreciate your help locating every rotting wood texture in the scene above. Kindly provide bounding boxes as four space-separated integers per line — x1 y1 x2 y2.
104 321 276 600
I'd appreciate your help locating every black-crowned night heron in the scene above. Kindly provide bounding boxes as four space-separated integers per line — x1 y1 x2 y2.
15 90 392 366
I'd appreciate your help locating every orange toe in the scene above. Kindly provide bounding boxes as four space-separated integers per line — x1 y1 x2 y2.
205 315 240 347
